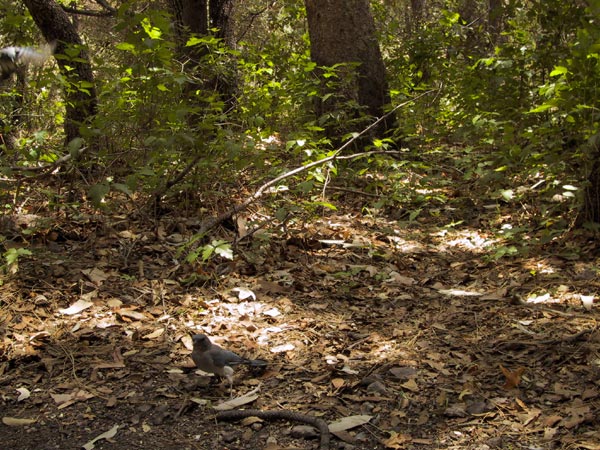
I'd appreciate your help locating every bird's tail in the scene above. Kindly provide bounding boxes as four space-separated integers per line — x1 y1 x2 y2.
19 42 55 66
245 359 268 367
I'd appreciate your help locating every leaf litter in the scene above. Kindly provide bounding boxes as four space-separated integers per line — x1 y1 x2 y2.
0 193 599 449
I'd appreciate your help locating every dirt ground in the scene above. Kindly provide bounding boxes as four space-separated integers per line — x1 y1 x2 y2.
1 200 599 450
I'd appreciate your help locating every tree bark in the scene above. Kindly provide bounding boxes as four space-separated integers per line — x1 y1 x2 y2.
487 0 504 46
22 0 97 145
578 150 600 225
169 0 209 58
169 0 237 106
304 0 393 140
210 0 236 44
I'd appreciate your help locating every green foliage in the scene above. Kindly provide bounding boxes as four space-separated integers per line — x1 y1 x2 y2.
1 247 32 282
185 239 233 264
1 0 598 258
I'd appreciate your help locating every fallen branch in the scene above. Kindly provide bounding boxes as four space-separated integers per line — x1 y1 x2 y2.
198 90 435 235
4 145 89 175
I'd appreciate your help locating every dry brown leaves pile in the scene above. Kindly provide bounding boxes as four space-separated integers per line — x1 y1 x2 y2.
0 201 599 449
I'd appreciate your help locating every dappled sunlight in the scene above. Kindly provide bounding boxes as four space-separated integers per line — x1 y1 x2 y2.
1 0 599 447
432 228 497 252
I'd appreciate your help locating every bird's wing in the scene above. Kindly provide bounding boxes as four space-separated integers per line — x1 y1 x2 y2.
0 43 54 79
14 45 51 65
212 349 248 367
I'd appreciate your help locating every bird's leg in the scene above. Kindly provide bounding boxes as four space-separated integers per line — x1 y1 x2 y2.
227 375 233 397
223 366 235 398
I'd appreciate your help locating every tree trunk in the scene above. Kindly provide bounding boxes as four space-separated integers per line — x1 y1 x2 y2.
169 0 237 106
210 0 236 44
578 150 600 225
304 0 393 140
22 0 97 145
169 0 209 58
408 0 425 34
487 0 504 46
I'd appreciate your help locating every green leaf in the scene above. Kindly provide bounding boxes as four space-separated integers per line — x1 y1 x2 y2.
88 183 110 207
500 189 514 201
275 208 288 222
409 208 422 221
549 66 568 76
115 42 135 52
201 245 214 261
213 242 233 260
112 183 133 196
312 201 337 210
4 248 32 266
528 103 554 113
141 18 162 40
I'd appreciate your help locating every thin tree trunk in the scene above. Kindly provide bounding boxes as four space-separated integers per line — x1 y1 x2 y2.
22 0 97 145
578 151 600 225
169 0 237 106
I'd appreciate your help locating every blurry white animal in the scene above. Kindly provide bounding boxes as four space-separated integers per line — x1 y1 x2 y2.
0 43 54 80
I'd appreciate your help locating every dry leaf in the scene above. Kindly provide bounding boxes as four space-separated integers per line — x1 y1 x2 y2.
2 417 36 426
543 415 563 427
116 309 147 321
387 271 416 285
383 431 412 449
270 343 294 353
240 416 263 426
332 378 345 389
580 294 594 310
213 387 260 411
58 299 93 315
143 328 164 340
51 393 73 405
16 387 30 402
401 378 419 392
499 364 525 389
438 288 483 296
561 402 590 429
543 427 558 441
81 268 110 283
232 287 256 300
107 298 122 308
328 415 372 432
263 307 281 318
81 424 119 450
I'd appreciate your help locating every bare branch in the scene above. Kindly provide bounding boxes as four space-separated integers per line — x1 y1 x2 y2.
197 90 436 235
61 0 117 17
5 146 89 174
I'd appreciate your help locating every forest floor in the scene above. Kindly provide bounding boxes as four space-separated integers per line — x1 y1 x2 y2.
1 167 599 450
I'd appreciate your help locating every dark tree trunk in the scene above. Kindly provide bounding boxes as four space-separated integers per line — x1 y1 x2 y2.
170 0 209 59
169 0 235 57
304 0 393 140
169 0 237 107
210 0 236 44
22 0 97 145
488 0 504 45
578 150 600 225
409 0 425 33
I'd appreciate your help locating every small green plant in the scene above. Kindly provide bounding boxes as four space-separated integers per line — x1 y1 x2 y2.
185 239 233 265
1 247 32 283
